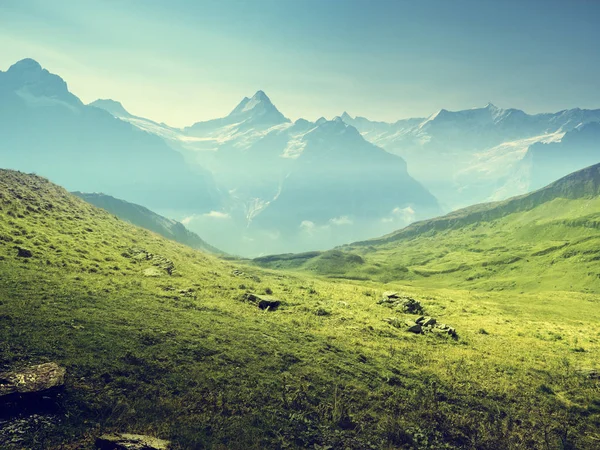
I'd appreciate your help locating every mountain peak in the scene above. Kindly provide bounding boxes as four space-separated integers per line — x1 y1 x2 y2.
7 58 43 73
252 90 269 101
3 58 81 106
227 90 289 126
340 111 353 122
483 102 500 112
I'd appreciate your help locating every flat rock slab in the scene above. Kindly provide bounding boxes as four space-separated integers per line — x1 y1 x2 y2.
0 363 65 397
96 433 171 450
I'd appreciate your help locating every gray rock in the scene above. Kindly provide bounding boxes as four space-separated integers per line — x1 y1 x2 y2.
96 433 170 450
16 247 32 258
404 320 422 334
243 293 281 310
420 317 437 327
0 363 65 397
382 291 400 299
399 298 424 314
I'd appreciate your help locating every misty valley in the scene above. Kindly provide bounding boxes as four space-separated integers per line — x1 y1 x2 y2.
1 2 600 449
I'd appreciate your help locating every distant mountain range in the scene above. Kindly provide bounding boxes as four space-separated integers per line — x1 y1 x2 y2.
2 57 599 256
341 104 600 209
73 192 223 255
0 59 222 213
92 88 441 255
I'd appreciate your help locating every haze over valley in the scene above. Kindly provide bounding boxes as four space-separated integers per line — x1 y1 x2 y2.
1 1 600 449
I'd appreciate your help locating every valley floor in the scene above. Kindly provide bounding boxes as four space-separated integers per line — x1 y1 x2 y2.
1 259 599 449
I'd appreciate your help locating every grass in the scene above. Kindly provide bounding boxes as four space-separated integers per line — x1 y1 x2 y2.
1 170 600 449
254 165 600 293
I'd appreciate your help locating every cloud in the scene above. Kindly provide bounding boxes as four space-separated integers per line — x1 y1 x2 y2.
181 211 231 225
392 206 415 217
203 211 231 219
300 220 316 230
382 206 416 224
329 216 353 226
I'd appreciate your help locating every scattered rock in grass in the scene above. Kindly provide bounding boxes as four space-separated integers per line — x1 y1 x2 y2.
242 293 281 311
378 293 424 314
96 433 171 450
16 247 32 258
404 320 423 334
416 316 436 327
125 248 175 276
178 288 195 298
433 323 458 338
0 362 66 398
232 269 261 283
383 317 457 338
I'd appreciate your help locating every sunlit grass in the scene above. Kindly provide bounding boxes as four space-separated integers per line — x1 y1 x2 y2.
1 170 599 449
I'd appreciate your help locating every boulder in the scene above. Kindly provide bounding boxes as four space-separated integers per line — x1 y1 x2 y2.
0 363 66 397
399 298 424 314
243 293 281 310
435 324 457 338
404 320 422 334
96 433 170 450
382 291 400 299
16 247 32 258
417 316 437 327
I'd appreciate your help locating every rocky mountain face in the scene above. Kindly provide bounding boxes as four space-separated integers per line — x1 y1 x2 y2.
0 59 222 214
342 104 600 209
93 90 441 256
521 122 600 192
24 55 597 256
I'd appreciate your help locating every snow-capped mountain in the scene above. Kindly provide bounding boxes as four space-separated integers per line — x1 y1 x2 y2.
85 74 600 255
93 90 441 255
0 59 222 213
178 96 440 255
341 104 600 209
184 90 290 136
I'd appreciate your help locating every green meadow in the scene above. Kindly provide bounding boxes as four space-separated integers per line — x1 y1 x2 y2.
1 169 599 449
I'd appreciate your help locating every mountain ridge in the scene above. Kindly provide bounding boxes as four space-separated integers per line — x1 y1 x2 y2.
72 192 223 254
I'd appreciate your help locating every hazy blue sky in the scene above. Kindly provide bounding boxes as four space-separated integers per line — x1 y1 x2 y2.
1 0 599 126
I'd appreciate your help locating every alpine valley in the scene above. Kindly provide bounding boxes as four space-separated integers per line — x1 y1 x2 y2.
1 49 600 450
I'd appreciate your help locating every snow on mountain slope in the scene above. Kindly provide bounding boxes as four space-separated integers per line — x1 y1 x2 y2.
341 104 600 209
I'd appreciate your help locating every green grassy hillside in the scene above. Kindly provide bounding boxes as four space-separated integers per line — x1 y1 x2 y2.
255 163 600 293
72 192 223 255
1 169 600 449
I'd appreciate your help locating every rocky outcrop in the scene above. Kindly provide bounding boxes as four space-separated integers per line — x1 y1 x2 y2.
0 362 65 397
96 433 170 450
241 293 281 310
383 315 457 338
378 292 424 314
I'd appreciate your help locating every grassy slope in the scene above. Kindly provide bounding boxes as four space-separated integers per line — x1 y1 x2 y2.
1 170 600 449
255 164 600 293
72 192 223 255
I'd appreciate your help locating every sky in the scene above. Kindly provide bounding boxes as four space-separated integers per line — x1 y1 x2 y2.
1 0 599 127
